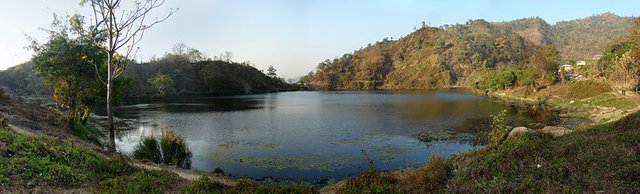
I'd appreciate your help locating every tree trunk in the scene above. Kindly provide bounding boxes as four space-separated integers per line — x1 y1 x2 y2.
106 54 116 153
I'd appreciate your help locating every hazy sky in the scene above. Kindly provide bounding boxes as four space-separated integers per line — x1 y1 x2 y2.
1 0 639 78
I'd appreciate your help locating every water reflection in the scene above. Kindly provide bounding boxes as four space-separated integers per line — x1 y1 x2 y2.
94 96 265 118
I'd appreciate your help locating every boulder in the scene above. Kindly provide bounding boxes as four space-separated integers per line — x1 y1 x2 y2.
212 167 224 175
507 127 539 139
539 126 573 137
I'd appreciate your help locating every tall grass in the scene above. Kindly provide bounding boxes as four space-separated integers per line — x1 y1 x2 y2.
341 159 393 193
410 153 450 192
160 128 192 169
131 128 192 169
132 137 162 164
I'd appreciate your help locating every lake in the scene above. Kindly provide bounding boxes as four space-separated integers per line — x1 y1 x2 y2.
96 90 559 183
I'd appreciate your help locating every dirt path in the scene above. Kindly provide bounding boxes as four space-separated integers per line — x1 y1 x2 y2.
131 162 238 186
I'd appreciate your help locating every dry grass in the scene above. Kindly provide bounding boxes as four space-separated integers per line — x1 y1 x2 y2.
566 80 612 99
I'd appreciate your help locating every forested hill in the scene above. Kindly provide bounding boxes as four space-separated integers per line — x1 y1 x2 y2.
301 13 635 90
123 55 295 97
0 57 295 98
0 62 49 96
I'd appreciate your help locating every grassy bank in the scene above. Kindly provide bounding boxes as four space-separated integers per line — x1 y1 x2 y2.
0 127 315 192
489 81 640 125
329 104 640 192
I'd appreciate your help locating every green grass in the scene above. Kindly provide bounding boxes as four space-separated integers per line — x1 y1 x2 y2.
588 93 636 110
100 169 183 193
0 127 185 192
447 117 640 192
0 127 315 192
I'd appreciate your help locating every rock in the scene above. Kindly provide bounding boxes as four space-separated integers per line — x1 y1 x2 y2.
212 167 224 175
507 127 539 139
539 126 573 137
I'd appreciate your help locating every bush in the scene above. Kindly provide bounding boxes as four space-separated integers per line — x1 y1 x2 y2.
132 137 162 164
160 128 192 169
474 70 518 92
131 128 192 169
567 80 611 99
489 109 510 147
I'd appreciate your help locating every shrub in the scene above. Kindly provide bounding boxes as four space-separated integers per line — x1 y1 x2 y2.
567 80 611 99
132 137 162 164
489 109 510 147
160 128 192 169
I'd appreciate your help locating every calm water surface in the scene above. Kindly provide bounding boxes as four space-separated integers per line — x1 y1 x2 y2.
98 90 553 182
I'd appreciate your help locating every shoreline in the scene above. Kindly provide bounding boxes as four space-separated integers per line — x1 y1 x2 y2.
318 85 640 192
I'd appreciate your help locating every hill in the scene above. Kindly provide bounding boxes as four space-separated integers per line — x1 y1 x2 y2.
0 62 49 96
0 58 295 98
301 13 635 90
552 12 635 62
123 56 296 97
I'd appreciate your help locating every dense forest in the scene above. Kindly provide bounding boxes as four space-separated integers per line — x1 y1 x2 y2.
301 13 635 90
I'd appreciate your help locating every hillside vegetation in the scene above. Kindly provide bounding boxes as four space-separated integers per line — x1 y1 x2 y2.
301 13 635 90
0 54 295 98
124 55 295 97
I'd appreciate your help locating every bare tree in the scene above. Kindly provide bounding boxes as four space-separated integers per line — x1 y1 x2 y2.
220 51 233 62
76 0 176 152
172 42 188 55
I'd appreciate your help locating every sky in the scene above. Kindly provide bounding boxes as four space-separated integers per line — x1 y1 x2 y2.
1 0 639 79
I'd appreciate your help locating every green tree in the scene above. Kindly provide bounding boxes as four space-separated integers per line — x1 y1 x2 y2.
148 73 175 97
266 65 277 78
30 22 105 131
523 45 560 91
75 0 176 152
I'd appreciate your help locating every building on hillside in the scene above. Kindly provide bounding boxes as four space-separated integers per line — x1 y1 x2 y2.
576 60 586 66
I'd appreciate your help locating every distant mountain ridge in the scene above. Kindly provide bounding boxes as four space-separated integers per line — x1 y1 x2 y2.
301 13 635 90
